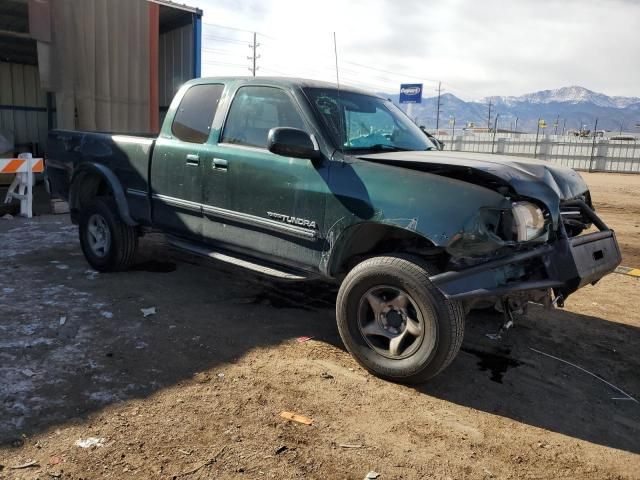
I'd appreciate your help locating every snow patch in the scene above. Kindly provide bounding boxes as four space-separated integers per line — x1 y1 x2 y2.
75 437 105 448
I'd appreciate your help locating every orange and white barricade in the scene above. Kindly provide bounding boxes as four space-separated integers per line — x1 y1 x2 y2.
1 153 44 218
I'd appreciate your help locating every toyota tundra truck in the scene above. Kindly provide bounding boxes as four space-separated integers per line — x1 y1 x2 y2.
45 77 621 383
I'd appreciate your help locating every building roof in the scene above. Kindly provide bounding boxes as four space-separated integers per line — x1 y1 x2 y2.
148 0 202 16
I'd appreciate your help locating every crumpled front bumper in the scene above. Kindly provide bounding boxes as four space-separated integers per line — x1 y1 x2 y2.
429 200 622 303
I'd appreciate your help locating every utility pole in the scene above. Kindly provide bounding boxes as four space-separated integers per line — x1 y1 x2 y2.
554 114 560 135
435 81 442 131
514 117 518 134
589 118 599 172
562 118 566 136
534 118 541 158
487 99 492 130
491 113 500 153
248 32 260 76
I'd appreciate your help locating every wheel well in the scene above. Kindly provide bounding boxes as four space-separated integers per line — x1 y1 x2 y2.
70 172 113 219
331 224 447 277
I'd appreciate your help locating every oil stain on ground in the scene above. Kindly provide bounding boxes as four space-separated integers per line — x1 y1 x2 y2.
462 347 522 383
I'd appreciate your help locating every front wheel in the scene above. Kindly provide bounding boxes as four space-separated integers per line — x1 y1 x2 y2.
336 255 465 383
79 197 138 272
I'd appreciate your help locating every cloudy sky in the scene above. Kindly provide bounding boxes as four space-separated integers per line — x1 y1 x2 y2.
196 0 640 100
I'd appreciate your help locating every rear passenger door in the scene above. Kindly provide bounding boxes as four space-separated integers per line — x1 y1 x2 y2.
150 83 224 238
206 85 330 270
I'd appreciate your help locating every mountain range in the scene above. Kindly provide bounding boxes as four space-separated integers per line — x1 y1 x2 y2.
387 86 640 134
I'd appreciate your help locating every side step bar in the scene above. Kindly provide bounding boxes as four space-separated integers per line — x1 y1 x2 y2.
167 237 310 281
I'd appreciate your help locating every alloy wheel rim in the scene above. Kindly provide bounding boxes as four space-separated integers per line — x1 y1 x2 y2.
357 285 436 360
87 214 111 258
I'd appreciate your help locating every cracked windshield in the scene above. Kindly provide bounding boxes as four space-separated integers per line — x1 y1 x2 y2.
305 88 435 152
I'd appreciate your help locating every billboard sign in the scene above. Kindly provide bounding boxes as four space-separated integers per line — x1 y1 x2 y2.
399 83 423 104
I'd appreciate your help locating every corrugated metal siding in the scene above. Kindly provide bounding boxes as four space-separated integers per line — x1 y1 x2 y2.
0 62 49 155
159 23 194 119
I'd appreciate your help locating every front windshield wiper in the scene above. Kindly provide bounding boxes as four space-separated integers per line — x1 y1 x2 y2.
346 144 411 152
346 144 435 153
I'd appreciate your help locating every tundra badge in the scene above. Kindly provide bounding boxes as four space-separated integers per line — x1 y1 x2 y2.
267 212 317 229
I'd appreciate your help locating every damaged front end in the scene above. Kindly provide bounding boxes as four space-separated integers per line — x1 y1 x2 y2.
431 196 621 311
354 150 620 313
445 200 550 259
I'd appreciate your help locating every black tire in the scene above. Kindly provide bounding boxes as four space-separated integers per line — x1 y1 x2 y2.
79 197 138 272
336 255 465 383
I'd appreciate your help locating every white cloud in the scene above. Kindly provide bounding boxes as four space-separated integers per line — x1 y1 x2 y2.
196 0 640 100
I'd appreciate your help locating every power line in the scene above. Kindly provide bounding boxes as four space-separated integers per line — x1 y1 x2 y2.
342 60 439 84
261 64 329 79
202 47 246 56
259 67 289 75
202 60 250 69
206 30 482 98
258 62 392 92
339 61 483 100
440 82 484 100
201 33 249 45
201 22 255 33
256 56 401 92
200 27 487 100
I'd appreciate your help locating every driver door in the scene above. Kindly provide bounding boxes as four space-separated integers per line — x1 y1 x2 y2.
205 85 330 270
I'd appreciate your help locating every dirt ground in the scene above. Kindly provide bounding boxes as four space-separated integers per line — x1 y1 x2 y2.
1 173 639 479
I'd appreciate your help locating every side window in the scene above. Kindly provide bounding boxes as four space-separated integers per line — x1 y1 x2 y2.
221 86 305 148
172 84 224 143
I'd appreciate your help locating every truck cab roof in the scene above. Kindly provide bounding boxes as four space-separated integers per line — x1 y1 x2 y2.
184 76 386 99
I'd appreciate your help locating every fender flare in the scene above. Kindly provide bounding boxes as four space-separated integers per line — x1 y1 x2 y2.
69 162 137 226
321 221 441 277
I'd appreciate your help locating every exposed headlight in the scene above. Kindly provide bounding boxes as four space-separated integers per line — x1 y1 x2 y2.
512 202 545 241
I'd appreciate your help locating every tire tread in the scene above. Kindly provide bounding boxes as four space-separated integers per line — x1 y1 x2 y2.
336 254 465 383
79 197 138 272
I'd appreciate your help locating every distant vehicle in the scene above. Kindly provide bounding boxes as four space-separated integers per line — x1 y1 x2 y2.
47 77 621 383
569 129 591 137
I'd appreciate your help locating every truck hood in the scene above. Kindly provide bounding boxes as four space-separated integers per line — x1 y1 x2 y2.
357 150 588 204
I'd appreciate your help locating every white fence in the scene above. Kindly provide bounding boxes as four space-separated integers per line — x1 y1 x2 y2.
439 133 640 173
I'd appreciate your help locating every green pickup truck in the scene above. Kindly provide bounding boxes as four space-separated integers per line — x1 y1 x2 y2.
46 77 621 383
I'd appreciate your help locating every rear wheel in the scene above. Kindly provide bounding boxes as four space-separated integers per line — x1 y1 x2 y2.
79 197 138 272
336 255 465 383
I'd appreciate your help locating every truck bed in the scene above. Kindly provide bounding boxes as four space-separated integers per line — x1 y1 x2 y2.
46 129 154 225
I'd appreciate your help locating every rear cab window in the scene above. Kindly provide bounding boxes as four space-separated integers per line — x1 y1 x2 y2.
172 84 224 143
220 86 305 149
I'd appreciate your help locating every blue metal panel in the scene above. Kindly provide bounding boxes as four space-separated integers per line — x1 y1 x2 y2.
193 13 201 78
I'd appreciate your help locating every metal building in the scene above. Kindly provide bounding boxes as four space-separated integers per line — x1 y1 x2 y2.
0 0 202 168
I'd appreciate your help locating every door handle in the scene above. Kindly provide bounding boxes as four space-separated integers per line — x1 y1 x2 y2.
213 158 228 170
186 154 200 166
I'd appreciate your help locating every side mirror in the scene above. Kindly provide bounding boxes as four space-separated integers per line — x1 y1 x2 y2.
267 127 320 160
